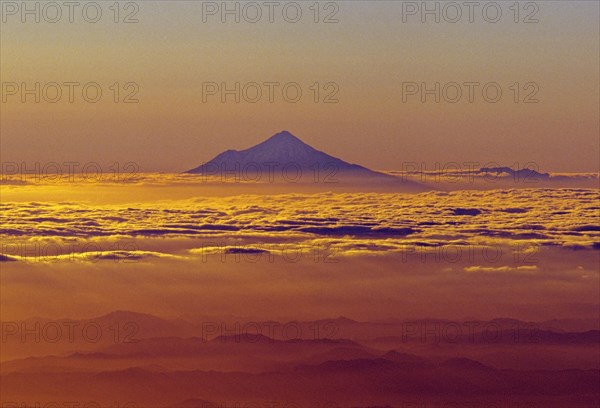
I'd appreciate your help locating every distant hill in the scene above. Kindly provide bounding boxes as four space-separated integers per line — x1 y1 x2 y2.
479 166 550 180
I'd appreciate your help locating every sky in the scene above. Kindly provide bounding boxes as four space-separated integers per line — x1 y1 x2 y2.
1 1 599 172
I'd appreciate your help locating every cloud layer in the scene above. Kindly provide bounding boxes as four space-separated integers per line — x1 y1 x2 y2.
1 188 598 263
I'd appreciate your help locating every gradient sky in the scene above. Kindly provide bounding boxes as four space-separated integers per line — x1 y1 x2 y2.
1 1 599 172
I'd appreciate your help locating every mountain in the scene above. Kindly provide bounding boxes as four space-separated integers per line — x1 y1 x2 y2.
479 166 550 180
186 131 419 186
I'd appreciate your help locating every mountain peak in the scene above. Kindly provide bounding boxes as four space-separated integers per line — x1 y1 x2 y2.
264 130 306 146
185 130 424 189
272 130 297 139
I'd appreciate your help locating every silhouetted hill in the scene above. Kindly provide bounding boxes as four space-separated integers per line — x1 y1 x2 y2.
186 131 424 189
